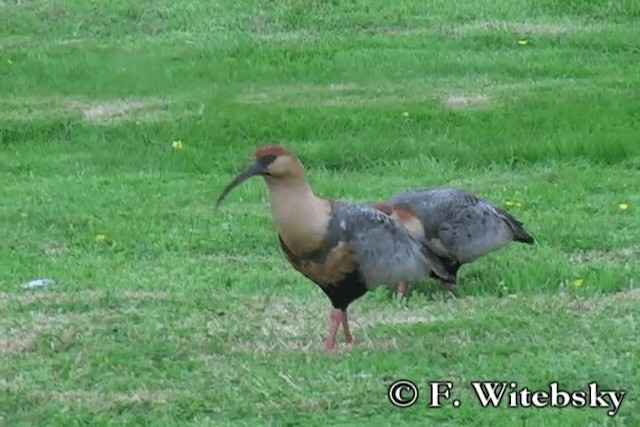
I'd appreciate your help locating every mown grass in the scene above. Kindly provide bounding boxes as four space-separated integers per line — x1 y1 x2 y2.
1 0 639 425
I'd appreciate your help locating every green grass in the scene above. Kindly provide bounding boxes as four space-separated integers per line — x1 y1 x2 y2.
1 0 639 425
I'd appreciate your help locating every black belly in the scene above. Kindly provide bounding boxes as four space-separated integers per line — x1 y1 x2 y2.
318 270 369 310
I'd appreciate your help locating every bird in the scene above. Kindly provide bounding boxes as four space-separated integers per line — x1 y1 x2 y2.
374 188 535 298
215 145 456 353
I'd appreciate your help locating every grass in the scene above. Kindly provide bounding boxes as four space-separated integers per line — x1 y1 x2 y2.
1 0 639 425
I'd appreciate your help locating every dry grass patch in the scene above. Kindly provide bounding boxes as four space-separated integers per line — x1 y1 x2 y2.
69 99 166 123
363 27 431 37
215 295 451 353
441 93 491 109
40 240 68 256
0 36 86 50
568 246 636 265
0 289 171 305
29 389 172 410
508 288 640 314
192 253 280 265
226 336 400 353
219 289 640 353
253 30 319 43
236 82 362 106
442 20 603 37
237 81 436 107
0 96 168 123
236 77 579 109
0 333 37 355
0 312 81 355
0 305 164 356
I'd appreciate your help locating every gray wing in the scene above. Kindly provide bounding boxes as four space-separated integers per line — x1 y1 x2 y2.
387 188 481 237
329 201 455 287
387 188 528 263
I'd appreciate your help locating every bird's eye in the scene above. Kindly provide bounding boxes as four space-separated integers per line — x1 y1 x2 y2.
259 154 278 166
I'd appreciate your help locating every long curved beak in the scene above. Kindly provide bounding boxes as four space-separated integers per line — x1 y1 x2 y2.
215 161 266 210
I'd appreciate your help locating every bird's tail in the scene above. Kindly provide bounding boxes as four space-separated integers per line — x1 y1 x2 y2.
496 207 535 244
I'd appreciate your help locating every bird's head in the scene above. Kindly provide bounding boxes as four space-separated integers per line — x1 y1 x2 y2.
215 145 305 209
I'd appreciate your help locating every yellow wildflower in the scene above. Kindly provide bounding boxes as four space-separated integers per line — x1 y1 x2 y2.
517 40 529 46
172 140 184 149
504 200 522 208
95 234 107 243
572 279 584 288
499 280 508 293
619 203 628 211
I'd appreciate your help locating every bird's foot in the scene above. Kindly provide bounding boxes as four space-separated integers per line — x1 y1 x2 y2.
344 334 357 347
324 341 337 354
343 328 357 346
324 308 344 354
441 281 458 296
341 309 357 346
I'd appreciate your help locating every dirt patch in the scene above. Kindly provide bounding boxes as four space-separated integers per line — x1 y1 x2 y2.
441 93 491 108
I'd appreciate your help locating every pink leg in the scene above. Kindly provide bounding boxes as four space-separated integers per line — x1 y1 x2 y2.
341 309 355 344
325 308 343 353
397 281 410 296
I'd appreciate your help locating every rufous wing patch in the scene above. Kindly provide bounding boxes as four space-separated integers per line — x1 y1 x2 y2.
393 206 416 222
373 203 394 215
374 202 425 239
393 206 425 239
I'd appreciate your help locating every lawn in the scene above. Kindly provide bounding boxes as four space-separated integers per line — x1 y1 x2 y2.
1 0 639 425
